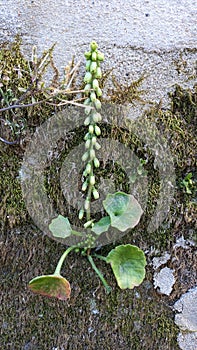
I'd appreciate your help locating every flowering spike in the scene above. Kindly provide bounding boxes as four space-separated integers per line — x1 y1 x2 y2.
80 41 104 224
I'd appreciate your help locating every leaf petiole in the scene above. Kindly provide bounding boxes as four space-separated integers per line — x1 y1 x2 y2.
87 255 111 294
92 253 107 262
54 246 77 275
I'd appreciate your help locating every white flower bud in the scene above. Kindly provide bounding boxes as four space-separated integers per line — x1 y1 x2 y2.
84 72 92 83
85 60 91 71
84 116 90 126
91 136 97 145
85 163 91 174
91 51 97 61
94 157 100 168
97 52 104 61
90 61 97 73
92 79 99 89
93 188 99 199
95 67 102 78
84 219 94 229
82 181 88 191
84 83 91 95
84 132 90 141
83 169 88 177
92 112 101 122
84 199 90 210
90 92 97 102
78 208 84 220
95 142 101 150
94 99 101 110
94 125 101 136
85 106 92 115
90 41 98 51
82 152 89 162
84 98 91 105
89 125 94 134
90 175 95 185
85 139 91 149
96 87 102 97
90 149 95 160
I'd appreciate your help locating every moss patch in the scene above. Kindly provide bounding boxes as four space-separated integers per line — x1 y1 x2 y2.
0 146 26 229
1 227 179 350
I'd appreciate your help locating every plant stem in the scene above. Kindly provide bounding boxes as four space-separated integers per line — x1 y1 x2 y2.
93 253 107 262
86 178 93 222
87 255 111 294
54 246 76 275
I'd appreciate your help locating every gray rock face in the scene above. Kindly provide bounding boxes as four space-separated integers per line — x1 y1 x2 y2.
177 331 197 350
174 287 197 332
152 252 171 270
153 266 175 296
174 288 197 350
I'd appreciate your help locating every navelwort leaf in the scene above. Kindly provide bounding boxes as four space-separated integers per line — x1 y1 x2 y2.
91 216 110 235
103 192 143 232
49 215 72 238
106 244 146 289
29 274 71 300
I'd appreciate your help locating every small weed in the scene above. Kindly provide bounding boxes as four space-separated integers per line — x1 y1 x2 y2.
180 173 194 195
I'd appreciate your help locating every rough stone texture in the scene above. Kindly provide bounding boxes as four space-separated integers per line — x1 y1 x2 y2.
152 252 171 270
1 0 197 107
153 267 175 296
174 287 197 332
174 288 197 350
177 331 197 350
1 0 197 50
173 235 196 249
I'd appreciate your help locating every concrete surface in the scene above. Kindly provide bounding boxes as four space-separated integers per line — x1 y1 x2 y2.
1 0 197 50
0 0 196 106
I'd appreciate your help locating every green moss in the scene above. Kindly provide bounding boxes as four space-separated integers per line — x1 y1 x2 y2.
147 85 197 171
0 37 81 228
169 83 197 123
119 298 179 349
0 147 27 229
1 227 179 350
103 74 145 104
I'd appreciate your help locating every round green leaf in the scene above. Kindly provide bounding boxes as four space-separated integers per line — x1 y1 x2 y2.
106 244 146 289
49 215 72 238
91 216 110 235
29 274 71 300
103 192 143 232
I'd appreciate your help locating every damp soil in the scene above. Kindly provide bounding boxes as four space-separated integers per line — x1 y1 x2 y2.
0 39 196 350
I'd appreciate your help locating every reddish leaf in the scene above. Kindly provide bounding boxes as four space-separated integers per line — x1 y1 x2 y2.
29 274 71 301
